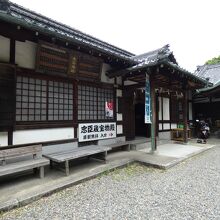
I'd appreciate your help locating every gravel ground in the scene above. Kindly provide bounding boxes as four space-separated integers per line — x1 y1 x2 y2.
1 146 220 220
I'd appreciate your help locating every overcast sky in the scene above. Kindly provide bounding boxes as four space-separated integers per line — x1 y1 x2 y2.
12 0 220 72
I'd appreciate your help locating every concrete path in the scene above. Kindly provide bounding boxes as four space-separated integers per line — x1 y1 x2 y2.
0 141 215 212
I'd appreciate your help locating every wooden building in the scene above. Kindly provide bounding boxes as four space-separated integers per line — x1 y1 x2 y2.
0 0 206 149
194 64 220 128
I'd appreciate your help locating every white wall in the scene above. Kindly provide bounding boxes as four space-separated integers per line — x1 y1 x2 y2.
171 123 177 129
117 125 123 134
163 123 170 130
163 97 170 120
0 132 8 147
15 40 37 69
117 113 123 121
0 35 10 62
101 63 114 84
159 97 162 120
116 89 122 97
13 127 74 145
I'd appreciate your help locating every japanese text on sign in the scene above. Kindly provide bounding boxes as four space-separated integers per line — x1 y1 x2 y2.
79 122 116 142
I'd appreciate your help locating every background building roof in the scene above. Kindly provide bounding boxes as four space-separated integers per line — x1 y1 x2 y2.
194 63 220 85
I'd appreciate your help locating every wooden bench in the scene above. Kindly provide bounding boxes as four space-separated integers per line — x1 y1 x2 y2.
106 141 131 152
43 145 111 176
0 145 49 179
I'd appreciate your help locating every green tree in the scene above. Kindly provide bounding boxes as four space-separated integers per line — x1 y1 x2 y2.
205 55 220 65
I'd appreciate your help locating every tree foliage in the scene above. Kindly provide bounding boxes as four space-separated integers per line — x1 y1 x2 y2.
205 55 220 65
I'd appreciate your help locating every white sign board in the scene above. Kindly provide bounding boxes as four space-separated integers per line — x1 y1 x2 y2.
79 122 116 142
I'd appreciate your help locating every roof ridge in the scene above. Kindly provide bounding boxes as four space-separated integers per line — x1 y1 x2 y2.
7 0 134 57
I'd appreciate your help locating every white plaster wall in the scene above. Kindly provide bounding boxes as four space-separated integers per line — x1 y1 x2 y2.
189 102 193 120
13 127 74 145
101 63 114 84
159 123 163 130
0 132 8 147
163 97 170 120
117 125 123 134
15 40 37 69
171 123 177 129
117 113 123 121
159 97 162 120
163 123 170 130
0 35 10 62
159 131 171 140
116 89 122 97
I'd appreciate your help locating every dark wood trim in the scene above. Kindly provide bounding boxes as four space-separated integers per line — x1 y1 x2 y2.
113 87 117 120
78 119 116 124
74 126 77 139
116 121 123 125
116 133 125 137
78 79 114 89
17 67 77 83
8 130 13 145
73 81 78 125
10 38 15 64
15 122 77 130
158 129 171 132
158 120 172 123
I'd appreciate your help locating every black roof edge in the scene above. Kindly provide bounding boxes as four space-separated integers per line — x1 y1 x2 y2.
0 0 136 63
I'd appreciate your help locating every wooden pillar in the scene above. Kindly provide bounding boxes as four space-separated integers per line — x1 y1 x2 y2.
150 78 157 151
183 89 188 143
10 38 15 64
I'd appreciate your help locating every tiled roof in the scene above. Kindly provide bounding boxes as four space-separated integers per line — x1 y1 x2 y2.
128 44 177 71
0 0 134 61
107 45 207 85
0 0 209 87
131 44 177 64
194 63 220 85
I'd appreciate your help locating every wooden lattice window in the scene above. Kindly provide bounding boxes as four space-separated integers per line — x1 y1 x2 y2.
78 84 114 121
48 81 73 121
16 75 74 122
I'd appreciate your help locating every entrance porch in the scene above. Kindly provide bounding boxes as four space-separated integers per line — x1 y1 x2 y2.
107 45 207 151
